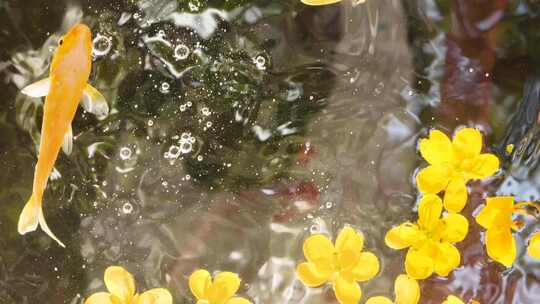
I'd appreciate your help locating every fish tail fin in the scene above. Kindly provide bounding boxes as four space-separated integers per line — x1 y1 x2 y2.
38 208 66 248
18 194 40 235
18 194 66 248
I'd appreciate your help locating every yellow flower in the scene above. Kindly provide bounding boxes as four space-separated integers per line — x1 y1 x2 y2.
416 128 499 213
296 227 380 304
385 194 468 279
528 231 540 259
189 269 252 304
442 295 480 304
365 274 420 304
475 196 523 267
301 0 342 5
85 266 172 304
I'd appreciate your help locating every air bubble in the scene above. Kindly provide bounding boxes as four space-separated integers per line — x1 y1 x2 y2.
92 34 112 57
122 202 133 214
174 44 190 60
179 142 193 154
201 107 211 116
197 155 203 161
325 201 333 209
206 121 212 128
148 119 154 127
309 224 319 234
119 147 132 160
253 55 266 70
160 82 170 94
168 145 181 159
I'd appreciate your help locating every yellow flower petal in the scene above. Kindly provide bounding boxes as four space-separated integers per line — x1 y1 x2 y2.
452 128 482 160
419 130 454 165
441 213 469 243
405 247 434 280
405 241 437 280
443 179 468 213
296 262 332 287
336 227 364 269
463 154 499 179
418 194 443 232
349 251 379 281
333 275 362 304
385 223 422 250
300 0 342 5
365 296 393 304
528 231 540 259
416 165 450 194
442 295 465 304
137 289 173 304
85 292 113 304
104 266 136 301
394 274 420 304
226 297 252 304
189 269 212 300
475 196 514 229
209 272 241 302
303 234 335 265
486 226 516 267
434 243 460 277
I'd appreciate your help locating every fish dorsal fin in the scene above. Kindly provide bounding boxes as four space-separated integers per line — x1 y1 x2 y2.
21 77 51 97
62 124 73 155
81 84 109 117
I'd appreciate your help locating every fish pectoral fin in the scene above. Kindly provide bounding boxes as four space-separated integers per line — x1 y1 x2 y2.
62 125 73 155
81 84 109 117
21 77 51 97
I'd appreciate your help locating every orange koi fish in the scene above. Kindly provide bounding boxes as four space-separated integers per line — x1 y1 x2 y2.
301 0 343 5
18 24 108 247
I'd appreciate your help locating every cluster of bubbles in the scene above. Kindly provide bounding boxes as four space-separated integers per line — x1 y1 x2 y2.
164 132 196 160
179 101 193 112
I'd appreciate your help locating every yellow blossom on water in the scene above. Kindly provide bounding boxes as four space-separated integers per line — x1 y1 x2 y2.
365 274 420 304
301 0 342 5
475 196 526 267
416 128 499 213
296 226 380 304
442 295 480 304
189 269 252 304
85 266 172 304
528 231 540 259
385 194 468 279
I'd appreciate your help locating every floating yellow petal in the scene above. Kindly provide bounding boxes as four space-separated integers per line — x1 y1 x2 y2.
334 275 362 304
366 296 393 304
394 274 420 304
137 289 173 304
452 128 482 160
528 231 540 259
419 130 454 165
189 269 212 300
443 180 468 213
385 223 422 250
350 252 379 281
416 165 449 194
104 266 136 302
301 0 342 5
441 213 469 243
418 194 443 231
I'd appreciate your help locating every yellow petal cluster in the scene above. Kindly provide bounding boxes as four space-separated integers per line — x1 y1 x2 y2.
385 194 468 279
85 266 172 304
416 128 499 213
296 227 380 304
189 269 251 304
365 274 420 304
476 197 540 266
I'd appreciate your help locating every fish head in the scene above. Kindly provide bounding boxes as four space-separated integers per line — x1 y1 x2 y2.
50 23 93 79
58 23 92 58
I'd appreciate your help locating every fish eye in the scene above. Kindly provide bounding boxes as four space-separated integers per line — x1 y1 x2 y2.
59 38 64 46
